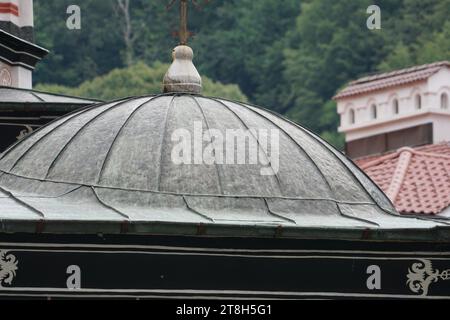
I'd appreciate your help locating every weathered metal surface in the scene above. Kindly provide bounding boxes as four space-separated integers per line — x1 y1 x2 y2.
0 93 448 240
0 87 99 105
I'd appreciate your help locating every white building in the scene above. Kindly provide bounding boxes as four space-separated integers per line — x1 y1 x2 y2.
334 61 450 159
335 62 450 216
0 0 47 88
0 0 97 152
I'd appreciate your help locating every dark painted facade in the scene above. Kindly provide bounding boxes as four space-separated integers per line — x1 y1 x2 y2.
0 87 99 152
0 234 449 299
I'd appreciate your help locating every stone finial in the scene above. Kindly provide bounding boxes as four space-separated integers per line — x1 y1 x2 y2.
163 45 202 94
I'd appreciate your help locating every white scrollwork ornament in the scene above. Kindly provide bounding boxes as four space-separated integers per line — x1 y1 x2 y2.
0 250 18 287
16 125 34 141
0 68 12 87
407 259 450 296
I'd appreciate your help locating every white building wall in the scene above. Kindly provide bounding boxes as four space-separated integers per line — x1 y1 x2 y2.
0 0 33 27
0 0 34 89
337 67 450 143
19 0 34 27
0 61 32 89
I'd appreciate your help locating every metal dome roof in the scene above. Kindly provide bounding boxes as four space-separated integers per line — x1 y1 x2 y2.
0 93 447 239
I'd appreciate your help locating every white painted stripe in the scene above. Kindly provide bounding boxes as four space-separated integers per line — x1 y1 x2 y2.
5 247 450 260
0 288 447 299
0 27 45 49
0 293 281 300
1 242 449 256
0 42 43 60
0 55 34 69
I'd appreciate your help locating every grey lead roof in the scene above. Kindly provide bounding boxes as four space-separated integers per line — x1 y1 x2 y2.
0 86 99 105
0 93 449 240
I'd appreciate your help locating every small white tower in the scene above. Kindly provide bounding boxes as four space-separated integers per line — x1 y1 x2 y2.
0 0 47 89
334 62 450 158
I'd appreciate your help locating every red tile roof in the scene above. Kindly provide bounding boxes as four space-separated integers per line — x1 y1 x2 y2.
355 142 450 215
334 61 450 99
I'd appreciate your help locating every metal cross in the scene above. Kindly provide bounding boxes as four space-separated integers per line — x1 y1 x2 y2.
167 0 209 45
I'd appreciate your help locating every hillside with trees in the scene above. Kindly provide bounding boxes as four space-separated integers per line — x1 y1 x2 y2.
33 0 450 149
35 62 248 101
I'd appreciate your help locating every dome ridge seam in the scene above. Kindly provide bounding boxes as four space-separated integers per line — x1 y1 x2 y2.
97 94 166 184
156 95 177 192
0 95 128 163
189 95 225 195
44 97 137 180
0 168 379 206
6 102 109 173
209 97 284 196
231 100 335 200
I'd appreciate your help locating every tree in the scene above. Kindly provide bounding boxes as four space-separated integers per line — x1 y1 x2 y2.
34 0 125 86
416 21 450 64
32 0 450 150
115 0 136 66
377 42 414 72
113 0 152 67
192 0 299 106
282 0 387 136
35 62 248 102
376 0 450 71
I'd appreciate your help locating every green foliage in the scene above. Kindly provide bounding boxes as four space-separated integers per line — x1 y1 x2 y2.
283 0 386 137
33 0 298 101
416 21 450 64
320 131 345 151
35 62 248 102
33 0 450 150
192 0 299 107
377 42 414 71
202 77 248 102
34 0 125 86
280 0 449 148
377 4 450 71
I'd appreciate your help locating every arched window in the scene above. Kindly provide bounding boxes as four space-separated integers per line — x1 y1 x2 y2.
441 93 448 109
370 104 377 119
415 94 422 110
349 109 355 125
393 99 399 115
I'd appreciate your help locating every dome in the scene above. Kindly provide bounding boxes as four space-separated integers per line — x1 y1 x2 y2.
2 91 437 238
0 94 390 201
